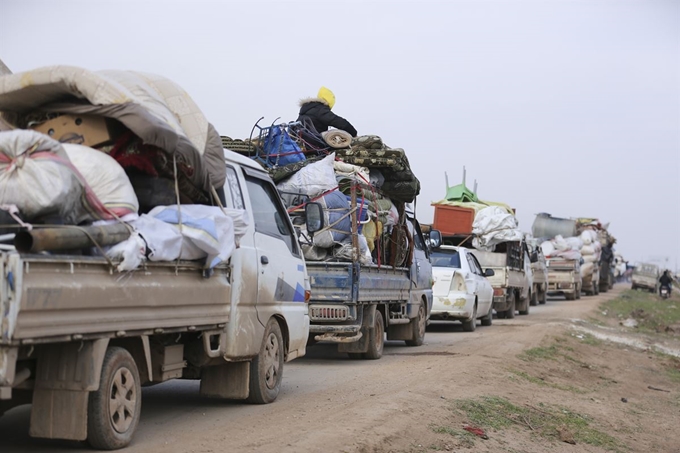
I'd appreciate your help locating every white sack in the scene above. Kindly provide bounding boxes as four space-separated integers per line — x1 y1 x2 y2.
62 144 139 218
106 232 147 272
581 262 595 277
565 236 584 250
276 153 337 198
581 245 596 256
580 229 598 245
472 206 523 251
553 235 569 251
333 160 370 183
0 130 90 223
583 254 598 264
554 249 582 261
541 240 556 257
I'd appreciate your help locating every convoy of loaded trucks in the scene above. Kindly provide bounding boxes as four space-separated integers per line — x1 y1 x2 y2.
0 65 651 451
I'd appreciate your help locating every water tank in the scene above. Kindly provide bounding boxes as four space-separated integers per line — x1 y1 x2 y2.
531 213 577 239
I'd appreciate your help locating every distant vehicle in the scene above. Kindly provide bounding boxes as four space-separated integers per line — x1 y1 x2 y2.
547 257 582 300
430 246 494 331
660 285 671 299
631 263 660 292
528 244 548 305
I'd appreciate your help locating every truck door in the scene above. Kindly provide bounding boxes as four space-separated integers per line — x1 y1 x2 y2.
409 220 433 312
242 170 308 345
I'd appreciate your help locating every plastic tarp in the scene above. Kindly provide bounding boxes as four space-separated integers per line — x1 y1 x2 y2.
472 206 523 251
0 65 226 192
122 205 248 269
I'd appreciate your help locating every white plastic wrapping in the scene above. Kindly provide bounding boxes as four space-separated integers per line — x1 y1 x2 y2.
472 206 523 251
276 153 337 198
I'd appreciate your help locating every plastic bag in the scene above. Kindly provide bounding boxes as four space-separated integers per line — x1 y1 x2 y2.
265 125 305 166
277 153 337 198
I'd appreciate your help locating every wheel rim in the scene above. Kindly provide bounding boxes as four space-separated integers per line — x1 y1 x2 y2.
375 317 384 354
264 332 280 390
109 367 137 434
417 305 426 339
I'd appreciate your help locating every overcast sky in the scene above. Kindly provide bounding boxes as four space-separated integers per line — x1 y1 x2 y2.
1 0 679 269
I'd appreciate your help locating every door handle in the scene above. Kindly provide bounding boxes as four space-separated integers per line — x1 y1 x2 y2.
261 255 269 265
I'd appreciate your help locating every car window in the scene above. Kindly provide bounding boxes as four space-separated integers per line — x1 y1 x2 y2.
470 254 485 275
225 166 245 210
245 176 299 255
466 254 481 275
430 251 461 268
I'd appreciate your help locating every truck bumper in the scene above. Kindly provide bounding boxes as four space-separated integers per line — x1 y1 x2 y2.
492 296 509 312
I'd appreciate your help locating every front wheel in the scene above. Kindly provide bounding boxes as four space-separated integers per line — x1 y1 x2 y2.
405 302 426 346
247 319 284 404
530 289 538 306
364 310 384 360
87 347 142 450
539 287 547 305
576 285 582 300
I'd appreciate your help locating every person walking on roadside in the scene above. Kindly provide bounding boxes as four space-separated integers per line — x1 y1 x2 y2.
297 87 358 137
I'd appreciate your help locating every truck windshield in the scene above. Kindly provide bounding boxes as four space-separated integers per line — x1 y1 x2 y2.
431 251 461 268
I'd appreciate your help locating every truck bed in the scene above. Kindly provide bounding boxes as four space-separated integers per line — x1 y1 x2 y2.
1 252 232 345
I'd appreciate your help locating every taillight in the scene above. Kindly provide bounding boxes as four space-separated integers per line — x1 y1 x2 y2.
493 288 505 297
449 273 467 293
305 290 311 303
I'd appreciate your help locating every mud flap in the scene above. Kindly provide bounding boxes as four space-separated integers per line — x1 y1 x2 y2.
386 323 412 341
29 339 109 441
200 361 250 400
338 305 376 354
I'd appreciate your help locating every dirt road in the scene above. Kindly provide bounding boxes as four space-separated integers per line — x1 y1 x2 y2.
2 286 679 452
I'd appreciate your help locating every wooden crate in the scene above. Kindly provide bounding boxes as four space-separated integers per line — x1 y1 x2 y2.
433 205 476 235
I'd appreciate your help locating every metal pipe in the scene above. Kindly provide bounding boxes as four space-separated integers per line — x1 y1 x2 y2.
14 224 130 253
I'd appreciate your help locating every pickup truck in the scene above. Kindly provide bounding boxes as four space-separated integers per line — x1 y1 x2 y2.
631 262 660 292
0 150 314 449
547 258 582 300
474 240 532 318
303 212 436 360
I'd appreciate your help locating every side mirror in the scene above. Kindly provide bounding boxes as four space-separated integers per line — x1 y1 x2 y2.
484 268 495 277
429 230 442 249
305 202 324 235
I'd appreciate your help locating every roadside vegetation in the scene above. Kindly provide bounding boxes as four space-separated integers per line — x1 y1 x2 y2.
600 289 680 334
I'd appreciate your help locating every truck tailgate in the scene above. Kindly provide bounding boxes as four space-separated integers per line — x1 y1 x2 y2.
1 253 232 343
307 262 410 303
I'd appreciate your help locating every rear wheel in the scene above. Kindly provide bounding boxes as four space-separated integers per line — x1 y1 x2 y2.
565 291 576 301
87 347 141 450
576 285 582 299
481 304 493 326
405 302 426 346
247 319 284 404
539 287 547 305
530 289 538 307
364 311 384 360
505 293 516 319
462 304 477 332
519 294 530 316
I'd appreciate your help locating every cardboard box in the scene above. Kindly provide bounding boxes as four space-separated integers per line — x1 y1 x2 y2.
30 114 123 148
433 205 476 236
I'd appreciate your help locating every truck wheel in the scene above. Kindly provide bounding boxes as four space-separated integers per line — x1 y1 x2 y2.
462 304 477 332
505 293 516 319
481 304 493 326
87 347 142 450
364 310 384 360
247 319 284 404
519 295 530 315
593 282 599 296
530 290 538 307
405 302 426 346
576 285 582 300
565 291 575 301
539 288 547 305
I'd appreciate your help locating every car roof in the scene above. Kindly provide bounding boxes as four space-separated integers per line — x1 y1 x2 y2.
223 148 269 173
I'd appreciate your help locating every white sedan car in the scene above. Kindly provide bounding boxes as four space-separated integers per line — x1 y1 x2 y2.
430 245 495 331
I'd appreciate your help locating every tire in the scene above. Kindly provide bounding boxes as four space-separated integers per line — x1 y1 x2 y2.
405 302 426 346
496 310 506 319
565 291 575 301
576 285 582 300
593 282 599 296
539 288 547 305
462 303 477 332
87 347 142 450
530 289 538 307
505 293 516 319
631 284 637 290
364 310 384 360
519 294 530 316
247 318 284 404
481 304 493 326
